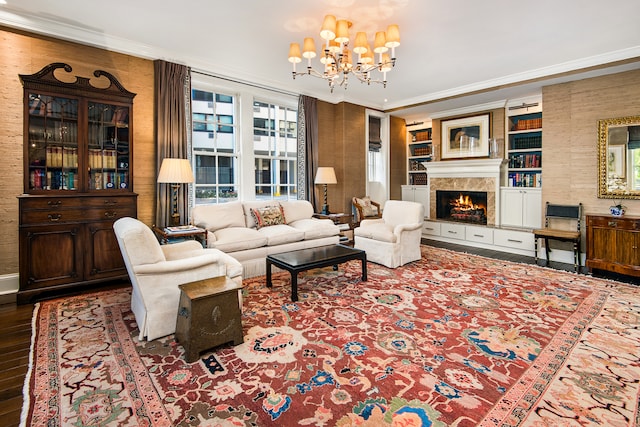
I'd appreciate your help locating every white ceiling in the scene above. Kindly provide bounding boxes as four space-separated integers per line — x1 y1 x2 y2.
2 0 640 122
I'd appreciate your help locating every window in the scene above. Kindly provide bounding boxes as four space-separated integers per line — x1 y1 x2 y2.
192 90 238 204
253 100 297 200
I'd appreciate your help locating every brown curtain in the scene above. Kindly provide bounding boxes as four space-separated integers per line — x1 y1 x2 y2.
154 60 190 227
298 95 319 210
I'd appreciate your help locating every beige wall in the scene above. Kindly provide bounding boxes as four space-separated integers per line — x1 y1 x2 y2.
542 69 640 219
0 27 156 276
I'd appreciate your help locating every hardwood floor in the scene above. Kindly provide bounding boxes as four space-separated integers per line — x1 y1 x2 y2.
0 243 635 426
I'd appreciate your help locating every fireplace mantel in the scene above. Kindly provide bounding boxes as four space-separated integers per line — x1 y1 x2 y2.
423 159 507 180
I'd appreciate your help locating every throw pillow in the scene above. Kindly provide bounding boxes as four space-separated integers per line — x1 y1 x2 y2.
251 204 286 229
356 196 378 217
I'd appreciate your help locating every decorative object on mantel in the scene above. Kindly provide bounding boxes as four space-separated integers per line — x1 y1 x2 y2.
288 14 399 92
441 114 490 159
157 158 195 226
609 201 627 217
314 166 337 214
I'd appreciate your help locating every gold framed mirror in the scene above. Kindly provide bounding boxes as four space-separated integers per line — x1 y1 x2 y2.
597 115 640 199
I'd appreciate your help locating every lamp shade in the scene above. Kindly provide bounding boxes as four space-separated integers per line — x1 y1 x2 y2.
157 158 194 183
314 167 337 184
288 43 302 63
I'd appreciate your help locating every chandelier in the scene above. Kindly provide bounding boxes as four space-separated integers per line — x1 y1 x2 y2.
288 15 400 92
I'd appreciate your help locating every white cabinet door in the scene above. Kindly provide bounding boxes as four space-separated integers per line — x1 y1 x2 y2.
500 188 541 228
521 189 542 228
401 185 429 217
501 189 524 227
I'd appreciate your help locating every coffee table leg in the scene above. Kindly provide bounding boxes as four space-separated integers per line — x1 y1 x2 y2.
266 259 273 288
361 255 367 281
291 272 298 302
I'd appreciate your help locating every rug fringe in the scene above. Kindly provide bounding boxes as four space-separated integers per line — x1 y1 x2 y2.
19 302 40 427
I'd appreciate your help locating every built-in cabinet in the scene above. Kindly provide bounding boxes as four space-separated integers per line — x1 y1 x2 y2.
586 214 640 277
505 100 542 188
18 63 137 303
500 188 542 229
401 185 429 217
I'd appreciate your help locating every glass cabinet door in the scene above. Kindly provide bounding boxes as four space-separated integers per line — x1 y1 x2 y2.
27 93 79 191
87 102 130 190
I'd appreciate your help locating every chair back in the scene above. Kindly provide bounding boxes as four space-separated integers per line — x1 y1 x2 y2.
113 217 166 268
544 202 582 231
382 200 425 227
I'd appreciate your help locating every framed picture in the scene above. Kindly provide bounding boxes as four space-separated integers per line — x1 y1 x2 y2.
607 145 625 177
441 114 490 159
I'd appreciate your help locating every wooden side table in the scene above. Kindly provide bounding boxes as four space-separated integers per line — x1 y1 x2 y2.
152 225 208 246
175 276 244 362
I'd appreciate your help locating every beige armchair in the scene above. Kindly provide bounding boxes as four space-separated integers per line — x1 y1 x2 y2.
113 217 243 341
354 200 424 268
352 196 382 225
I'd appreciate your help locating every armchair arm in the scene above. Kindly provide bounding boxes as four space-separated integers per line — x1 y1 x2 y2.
393 222 423 236
133 253 221 275
371 201 382 217
161 240 203 259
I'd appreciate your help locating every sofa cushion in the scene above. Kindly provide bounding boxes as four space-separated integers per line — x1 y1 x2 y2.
212 227 267 253
354 223 397 243
258 224 305 246
289 218 340 240
250 204 286 229
192 202 245 232
280 200 314 223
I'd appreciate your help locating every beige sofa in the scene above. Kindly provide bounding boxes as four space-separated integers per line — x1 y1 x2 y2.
192 200 340 278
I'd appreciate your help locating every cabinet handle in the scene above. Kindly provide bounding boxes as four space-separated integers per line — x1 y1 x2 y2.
104 211 117 219
507 239 522 243
104 200 118 206
608 221 617 227
473 234 485 238
424 227 434 231
48 214 61 222
447 230 458 234
47 200 62 207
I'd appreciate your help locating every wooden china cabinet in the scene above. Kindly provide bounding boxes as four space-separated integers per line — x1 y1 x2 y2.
18 63 137 303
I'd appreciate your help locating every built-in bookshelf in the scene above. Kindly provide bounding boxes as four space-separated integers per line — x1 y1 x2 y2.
407 126 432 185
506 103 542 187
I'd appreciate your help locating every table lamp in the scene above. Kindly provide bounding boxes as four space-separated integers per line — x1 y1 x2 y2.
314 167 337 215
157 158 194 226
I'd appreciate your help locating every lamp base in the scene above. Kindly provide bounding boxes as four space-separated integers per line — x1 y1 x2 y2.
170 213 181 227
321 204 330 215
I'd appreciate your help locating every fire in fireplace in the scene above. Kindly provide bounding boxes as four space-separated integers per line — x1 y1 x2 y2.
436 190 488 225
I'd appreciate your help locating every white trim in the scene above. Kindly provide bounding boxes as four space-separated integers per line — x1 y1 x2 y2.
430 100 508 119
0 273 19 295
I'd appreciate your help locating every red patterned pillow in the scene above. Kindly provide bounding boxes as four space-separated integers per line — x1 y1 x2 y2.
250 204 286 229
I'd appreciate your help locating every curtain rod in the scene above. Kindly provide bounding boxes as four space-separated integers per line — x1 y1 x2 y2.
191 69 298 98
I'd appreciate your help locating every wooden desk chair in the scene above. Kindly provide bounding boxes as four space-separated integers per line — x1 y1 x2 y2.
533 202 582 272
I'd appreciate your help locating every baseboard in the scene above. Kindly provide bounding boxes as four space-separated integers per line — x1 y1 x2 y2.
0 273 19 295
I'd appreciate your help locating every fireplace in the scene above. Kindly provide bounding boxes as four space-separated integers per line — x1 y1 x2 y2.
436 190 488 225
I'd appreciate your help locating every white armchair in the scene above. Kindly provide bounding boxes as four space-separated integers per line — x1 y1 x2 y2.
354 200 424 268
113 217 243 341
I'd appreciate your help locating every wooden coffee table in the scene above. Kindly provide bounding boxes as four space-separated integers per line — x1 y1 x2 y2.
266 244 367 301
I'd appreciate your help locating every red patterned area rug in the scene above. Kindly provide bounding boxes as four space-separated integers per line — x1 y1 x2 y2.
22 246 640 426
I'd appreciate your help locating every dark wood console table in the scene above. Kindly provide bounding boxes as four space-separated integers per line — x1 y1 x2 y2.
586 214 640 277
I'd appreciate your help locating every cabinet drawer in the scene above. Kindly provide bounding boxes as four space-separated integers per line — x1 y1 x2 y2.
587 216 640 230
494 229 534 250
441 223 465 240
422 221 441 236
21 206 136 224
465 225 493 244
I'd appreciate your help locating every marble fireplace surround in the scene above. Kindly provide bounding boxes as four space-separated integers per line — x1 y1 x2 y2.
424 159 507 226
